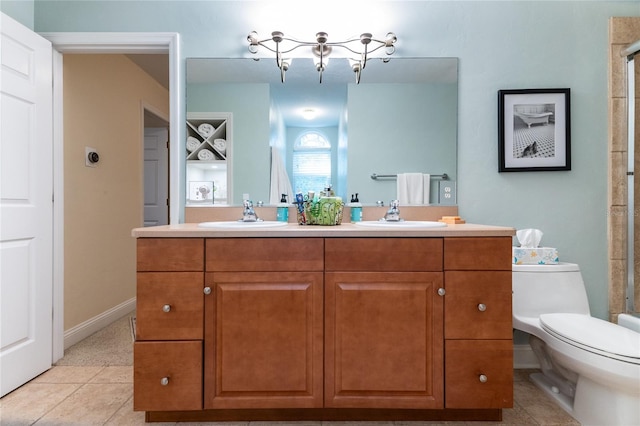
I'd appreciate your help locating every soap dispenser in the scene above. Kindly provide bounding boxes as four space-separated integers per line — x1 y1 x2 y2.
277 194 289 222
349 193 362 223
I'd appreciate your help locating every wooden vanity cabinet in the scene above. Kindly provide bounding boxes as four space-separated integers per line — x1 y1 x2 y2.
443 237 513 409
133 238 205 412
134 234 514 420
204 238 324 409
325 238 444 409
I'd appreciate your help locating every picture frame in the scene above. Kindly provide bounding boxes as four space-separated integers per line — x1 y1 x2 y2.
498 88 571 172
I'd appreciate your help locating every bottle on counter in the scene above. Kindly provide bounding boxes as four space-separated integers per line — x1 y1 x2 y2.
349 193 362 223
276 194 289 222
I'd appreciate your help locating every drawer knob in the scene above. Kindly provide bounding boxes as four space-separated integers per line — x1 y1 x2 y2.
160 377 169 386
479 374 488 383
203 286 212 295
477 303 487 312
437 288 446 296
162 304 171 313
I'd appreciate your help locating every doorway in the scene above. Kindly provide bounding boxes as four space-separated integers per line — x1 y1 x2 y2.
144 108 170 226
41 32 180 362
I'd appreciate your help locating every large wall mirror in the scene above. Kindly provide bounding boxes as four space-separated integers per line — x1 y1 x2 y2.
186 57 458 205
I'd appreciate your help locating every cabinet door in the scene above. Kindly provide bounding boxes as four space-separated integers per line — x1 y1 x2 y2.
204 271 324 409
136 272 204 341
325 272 444 409
444 237 512 271
137 238 204 272
134 341 203 411
444 271 512 339
445 339 513 408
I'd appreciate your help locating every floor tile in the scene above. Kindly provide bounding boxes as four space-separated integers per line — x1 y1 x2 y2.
89 365 133 384
36 383 131 425
0 383 80 425
31 365 104 384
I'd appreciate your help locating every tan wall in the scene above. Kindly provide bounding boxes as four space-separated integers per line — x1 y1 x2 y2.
63 54 169 330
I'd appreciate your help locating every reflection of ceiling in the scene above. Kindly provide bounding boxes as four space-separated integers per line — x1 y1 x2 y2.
187 58 457 128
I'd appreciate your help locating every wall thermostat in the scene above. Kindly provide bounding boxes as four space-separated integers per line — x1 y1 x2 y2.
85 147 99 167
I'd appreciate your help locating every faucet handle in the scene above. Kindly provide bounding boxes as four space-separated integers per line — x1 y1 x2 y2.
390 199 400 208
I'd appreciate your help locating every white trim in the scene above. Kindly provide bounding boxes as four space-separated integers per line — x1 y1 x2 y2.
52 49 65 363
64 298 136 349
40 31 181 361
514 344 541 369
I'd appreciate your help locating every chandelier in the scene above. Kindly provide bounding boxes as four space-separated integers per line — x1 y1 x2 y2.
246 31 397 84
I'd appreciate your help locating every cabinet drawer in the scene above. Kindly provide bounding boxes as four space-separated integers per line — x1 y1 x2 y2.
136 272 204 340
206 238 323 271
445 340 513 409
444 271 512 339
134 341 202 411
137 238 204 271
325 238 443 272
444 237 511 270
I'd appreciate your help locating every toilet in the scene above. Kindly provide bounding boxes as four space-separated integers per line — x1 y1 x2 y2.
512 262 640 426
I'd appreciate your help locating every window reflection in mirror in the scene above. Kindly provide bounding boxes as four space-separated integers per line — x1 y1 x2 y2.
186 57 457 205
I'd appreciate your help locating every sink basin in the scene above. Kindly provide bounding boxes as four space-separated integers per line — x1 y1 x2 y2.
354 220 447 228
198 221 288 228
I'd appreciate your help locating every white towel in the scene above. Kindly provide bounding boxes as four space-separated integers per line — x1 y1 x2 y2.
186 136 200 153
197 148 215 161
213 138 226 155
269 147 293 205
397 173 430 205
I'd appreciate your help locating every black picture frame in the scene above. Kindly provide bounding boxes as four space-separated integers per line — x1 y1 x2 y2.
498 88 571 172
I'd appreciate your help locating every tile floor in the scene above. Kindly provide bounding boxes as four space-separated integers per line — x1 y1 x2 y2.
0 314 580 425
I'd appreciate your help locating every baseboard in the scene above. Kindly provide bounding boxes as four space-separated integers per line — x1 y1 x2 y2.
64 298 136 349
513 343 540 369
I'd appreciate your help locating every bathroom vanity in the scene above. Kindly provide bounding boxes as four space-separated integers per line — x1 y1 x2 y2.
132 223 515 422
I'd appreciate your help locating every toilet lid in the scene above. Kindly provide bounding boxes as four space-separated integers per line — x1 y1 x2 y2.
540 313 640 364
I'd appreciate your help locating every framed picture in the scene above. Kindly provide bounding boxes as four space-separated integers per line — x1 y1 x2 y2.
188 181 215 203
498 88 571 172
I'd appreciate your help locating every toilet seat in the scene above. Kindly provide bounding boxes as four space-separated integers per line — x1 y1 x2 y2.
540 313 640 365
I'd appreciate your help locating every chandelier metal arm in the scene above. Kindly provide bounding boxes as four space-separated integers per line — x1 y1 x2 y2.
247 31 397 84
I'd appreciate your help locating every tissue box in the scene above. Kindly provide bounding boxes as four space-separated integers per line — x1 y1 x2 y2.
512 247 559 264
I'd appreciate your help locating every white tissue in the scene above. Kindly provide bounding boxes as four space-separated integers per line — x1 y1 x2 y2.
516 228 543 248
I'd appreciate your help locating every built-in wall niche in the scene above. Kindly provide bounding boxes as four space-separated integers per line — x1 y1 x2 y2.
186 112 233 205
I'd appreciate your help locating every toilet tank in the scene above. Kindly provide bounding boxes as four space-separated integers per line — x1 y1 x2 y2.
512 262 590 319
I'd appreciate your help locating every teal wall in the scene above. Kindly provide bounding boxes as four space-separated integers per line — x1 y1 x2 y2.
1 0 34 28
348 82 457 204
31 1 640 320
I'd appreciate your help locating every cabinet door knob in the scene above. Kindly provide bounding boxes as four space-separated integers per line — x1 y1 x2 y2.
477 303 487 312
479 374 488 383
160 377 170 386
203 286 212 295
437 288 446 296
162 304 171 313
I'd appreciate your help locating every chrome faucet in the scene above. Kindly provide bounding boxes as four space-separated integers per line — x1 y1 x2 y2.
382 199 402 222
241 200 261 222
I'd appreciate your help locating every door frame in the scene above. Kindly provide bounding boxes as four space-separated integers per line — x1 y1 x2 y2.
41 32 181 361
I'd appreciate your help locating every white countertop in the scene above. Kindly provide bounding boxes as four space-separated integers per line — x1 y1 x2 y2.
132 222 516 238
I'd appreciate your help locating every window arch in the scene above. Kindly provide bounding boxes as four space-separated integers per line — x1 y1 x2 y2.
292 131 332 194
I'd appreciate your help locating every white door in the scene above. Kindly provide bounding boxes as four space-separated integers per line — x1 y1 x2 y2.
144 127 169 226
0 13 54 397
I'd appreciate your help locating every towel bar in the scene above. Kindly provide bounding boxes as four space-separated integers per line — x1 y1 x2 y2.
370 173 449 180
